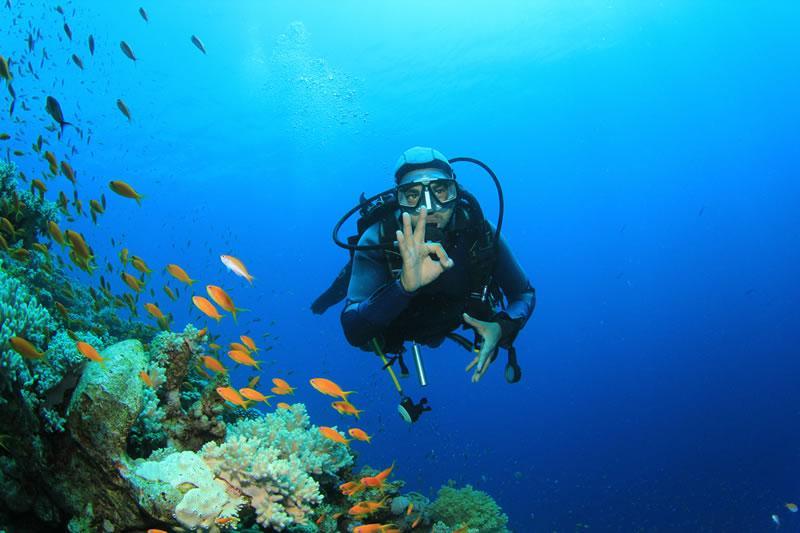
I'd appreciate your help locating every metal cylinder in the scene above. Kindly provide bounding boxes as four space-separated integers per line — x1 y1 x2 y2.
412 342 427 387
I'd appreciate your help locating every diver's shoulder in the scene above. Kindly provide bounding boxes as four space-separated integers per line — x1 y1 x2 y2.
356 220 383 246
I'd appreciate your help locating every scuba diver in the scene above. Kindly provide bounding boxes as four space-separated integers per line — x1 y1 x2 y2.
312 146 535 423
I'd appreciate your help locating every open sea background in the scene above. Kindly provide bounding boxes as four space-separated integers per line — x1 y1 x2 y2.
2 1 799 531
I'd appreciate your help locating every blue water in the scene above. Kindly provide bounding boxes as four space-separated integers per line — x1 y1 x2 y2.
3 1 799 531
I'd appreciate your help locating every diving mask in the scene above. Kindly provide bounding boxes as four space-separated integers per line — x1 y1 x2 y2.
396 169 458 214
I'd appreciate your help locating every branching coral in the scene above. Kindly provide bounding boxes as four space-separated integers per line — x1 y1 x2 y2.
0 258 58 396
129 404 354 531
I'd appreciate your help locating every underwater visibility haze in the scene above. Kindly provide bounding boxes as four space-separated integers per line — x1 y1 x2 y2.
0 1 799 532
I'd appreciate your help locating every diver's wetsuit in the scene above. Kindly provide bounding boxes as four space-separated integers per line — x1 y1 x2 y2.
341 213 536 352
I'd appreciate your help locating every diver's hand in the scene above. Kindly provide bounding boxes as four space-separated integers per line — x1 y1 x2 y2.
463 313 501 383
396 208 454 292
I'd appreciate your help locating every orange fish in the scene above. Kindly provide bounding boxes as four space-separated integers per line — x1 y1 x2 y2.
166 263 195 285
332 400 363 419
276 402 291 410
271 377 295 393
411 515 422 528
147 530 169 533
271 386 293 395
196 327 208 339
247 375 260 388
348 428 372 443
144 303 164 319
238 388 273 404
227 349 260 369
340 480 366 496
220 254 254 284
9 336 46 360
192 296 222 321
319 426 350 446
200 355 227 374
206 285 244 322
361 462 394 489
406 502 413 516
453 526 468 533
310 378 354 400
352 525 396 533
229 342 250 353
139 370 154 388
216 386 249 408
240 334 258 352
315 514 326 525
349 497 387 515
76 341 104 365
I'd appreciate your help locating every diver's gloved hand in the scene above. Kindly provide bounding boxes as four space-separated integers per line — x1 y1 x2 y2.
396 208 454 292
462 313 501 383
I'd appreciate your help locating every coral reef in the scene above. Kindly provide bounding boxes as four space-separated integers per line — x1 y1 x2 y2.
0 159 60 249
128 404 354 531
429 484 510 533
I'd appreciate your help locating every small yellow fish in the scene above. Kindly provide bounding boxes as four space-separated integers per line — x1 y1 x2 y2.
162 285 178 301
131 257 152 274
108 180 144 204
787 503 798 512
166 264 195 285
48 221 66 246
276 402 291 410
121 272 143 293
9 337 46 360
65 230 92 260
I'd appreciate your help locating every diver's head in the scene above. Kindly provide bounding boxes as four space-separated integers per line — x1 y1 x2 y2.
394 146 457 229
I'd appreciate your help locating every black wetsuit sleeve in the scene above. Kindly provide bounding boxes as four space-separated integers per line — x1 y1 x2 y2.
490 224 536 346
340 224 415 348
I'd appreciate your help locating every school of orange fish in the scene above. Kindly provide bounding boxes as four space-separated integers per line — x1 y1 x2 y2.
0 3 453 531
